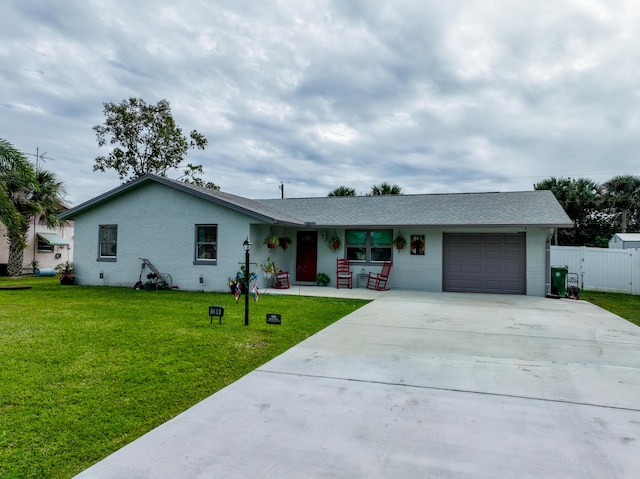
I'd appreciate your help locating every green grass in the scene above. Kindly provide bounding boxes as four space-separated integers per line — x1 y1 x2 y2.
581 290 640 327
0 276 369 479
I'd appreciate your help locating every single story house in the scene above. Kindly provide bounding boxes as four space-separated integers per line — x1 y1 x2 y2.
0 216 74 276
58 174 572 296
609 233 640 250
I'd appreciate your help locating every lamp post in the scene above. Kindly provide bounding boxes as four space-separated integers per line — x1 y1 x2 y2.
243 237 251 326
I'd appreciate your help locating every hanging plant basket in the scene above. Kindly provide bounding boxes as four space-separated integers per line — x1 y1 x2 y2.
392 233 407 251
279 236 292 251
263 235 279 250
328 235 341 252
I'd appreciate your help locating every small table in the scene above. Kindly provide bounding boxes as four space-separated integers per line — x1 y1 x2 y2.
357 273 369 288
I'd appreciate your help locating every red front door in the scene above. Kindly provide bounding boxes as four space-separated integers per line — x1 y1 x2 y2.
296 231 317 282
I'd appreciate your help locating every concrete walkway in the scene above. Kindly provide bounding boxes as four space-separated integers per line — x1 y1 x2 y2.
75 290 640 478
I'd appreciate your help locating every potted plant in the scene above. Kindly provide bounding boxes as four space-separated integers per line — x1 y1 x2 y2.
316 272 330 286
327 234 341 252
279 236 292 251
392 232 407 251
259 257 277 278
54 261 75 285
263 234 279 250
144 272 158 290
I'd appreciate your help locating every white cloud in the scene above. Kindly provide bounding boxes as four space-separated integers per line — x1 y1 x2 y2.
1 0 640 205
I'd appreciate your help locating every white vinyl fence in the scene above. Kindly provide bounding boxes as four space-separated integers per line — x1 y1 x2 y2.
550 246 640 295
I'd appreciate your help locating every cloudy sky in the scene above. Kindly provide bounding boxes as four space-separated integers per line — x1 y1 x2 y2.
1 0 639 206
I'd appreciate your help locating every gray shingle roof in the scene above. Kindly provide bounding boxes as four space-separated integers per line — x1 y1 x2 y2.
60 175 572 228
259 190 572 227
59 175 305 225
157 177 305 225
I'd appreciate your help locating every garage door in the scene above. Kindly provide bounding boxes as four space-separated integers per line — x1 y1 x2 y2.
443 233 526 294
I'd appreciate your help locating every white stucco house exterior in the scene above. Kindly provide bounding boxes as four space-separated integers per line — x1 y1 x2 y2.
58 175 572 296
0 217 74 275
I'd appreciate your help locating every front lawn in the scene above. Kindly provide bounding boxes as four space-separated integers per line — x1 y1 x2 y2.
581 290 640 327
0 276 368 479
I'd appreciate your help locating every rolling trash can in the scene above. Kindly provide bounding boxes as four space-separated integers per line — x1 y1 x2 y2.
550 265 568 297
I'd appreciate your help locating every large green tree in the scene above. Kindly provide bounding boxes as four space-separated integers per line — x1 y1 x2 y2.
93 98 214 186
5 168 67 277
602 174 640 233
0 139 36 236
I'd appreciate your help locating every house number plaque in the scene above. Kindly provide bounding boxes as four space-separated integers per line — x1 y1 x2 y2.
209 305 224 324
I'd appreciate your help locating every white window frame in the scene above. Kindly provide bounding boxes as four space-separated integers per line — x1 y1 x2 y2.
194 224 218 264
98 225 117 261
345 229 393 263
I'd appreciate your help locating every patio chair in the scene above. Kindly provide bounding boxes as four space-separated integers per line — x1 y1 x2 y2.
336 258 353 289
365 261 392 291
274 271 290 289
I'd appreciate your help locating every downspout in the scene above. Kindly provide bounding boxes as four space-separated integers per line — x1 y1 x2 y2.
545 228 553 296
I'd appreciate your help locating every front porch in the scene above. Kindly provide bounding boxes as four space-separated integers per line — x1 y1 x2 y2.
262 283 388 300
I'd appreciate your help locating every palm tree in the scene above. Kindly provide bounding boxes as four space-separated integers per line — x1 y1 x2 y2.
571 177 603 242
534 177 602 244
534 177 573 211
369 182 402 196
0 139 36 236
603 174 640 233
5 167 67 277
328 186 356 197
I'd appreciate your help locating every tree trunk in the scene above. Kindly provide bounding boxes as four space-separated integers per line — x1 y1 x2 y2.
7 230 27 277
621 209 628 233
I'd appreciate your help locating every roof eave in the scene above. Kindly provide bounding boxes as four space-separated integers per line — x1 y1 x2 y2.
308 222 574 228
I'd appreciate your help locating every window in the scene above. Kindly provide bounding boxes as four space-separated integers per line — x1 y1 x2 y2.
195 225 217 262
38 238 54 253
346 229 392 263
37 233 69 252
99 225 117 259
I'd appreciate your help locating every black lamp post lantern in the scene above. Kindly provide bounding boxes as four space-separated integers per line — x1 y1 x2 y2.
243 237 252 326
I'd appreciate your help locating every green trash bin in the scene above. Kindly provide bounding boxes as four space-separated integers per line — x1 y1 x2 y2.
551 266 568 297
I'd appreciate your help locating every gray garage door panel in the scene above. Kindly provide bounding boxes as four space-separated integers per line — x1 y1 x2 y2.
443 233 526 294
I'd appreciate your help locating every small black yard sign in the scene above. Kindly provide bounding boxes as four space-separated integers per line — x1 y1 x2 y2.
209 305 224 324
266 313 281 325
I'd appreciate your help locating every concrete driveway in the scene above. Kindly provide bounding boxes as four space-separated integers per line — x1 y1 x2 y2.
75 291 640 478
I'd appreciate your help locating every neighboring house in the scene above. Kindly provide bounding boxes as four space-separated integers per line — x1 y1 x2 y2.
58 175 572 296
0 216 74 275
609 233 640 249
